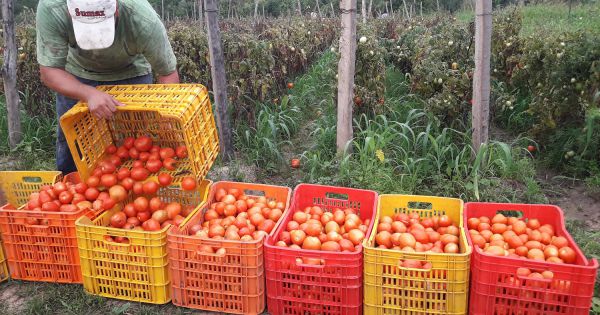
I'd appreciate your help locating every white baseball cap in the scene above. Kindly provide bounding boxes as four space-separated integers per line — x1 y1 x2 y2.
67 0 117 50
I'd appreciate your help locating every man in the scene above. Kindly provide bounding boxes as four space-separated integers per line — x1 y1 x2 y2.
36 0 179 174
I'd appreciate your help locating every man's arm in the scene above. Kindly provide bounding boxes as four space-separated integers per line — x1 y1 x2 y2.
40 66 124 119
157 70 180 84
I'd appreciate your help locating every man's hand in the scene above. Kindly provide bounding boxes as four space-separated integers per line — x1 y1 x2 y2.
86 89 125 119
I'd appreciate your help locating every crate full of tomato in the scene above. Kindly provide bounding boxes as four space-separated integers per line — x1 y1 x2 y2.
363 195 471 315
464 203 598 315
264 184 378 315
168 181 292 315
0 171 115 283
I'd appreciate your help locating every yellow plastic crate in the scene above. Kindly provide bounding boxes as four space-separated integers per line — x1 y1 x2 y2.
363 195 471 315
0 239 8 282
75 180 211 304
0 171 62 207
60 84 219 182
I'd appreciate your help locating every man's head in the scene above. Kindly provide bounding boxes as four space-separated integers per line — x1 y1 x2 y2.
67 0 117 50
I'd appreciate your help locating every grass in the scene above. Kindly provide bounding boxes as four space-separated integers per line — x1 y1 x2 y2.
0 97 56 171
457 2 600 35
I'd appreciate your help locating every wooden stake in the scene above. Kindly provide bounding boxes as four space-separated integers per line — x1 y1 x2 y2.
472 0 492 154
368 0 373 17
336 0 357 154
205 0 233 160
362 0 367 23
297 0 302 15
2 0 22 149
316 0 322 18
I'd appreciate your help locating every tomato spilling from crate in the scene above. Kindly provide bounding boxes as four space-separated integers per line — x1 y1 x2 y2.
185 187 287 254
374 212 461 254
468 213 577 264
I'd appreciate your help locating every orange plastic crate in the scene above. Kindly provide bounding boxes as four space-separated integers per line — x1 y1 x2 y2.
76 180 210 304
0 238 8 282
59 84 219 183
0 171 100 283
167 181 292 314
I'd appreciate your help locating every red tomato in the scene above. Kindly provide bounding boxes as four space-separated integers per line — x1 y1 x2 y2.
110 212 127 228
558 247 576 264
157 173 172 187
259 219 276 233
85 188 100 201
149 197 162 212
132 160 144 168
100 174 118 188
108 185 127 202
117 168 130 180
175 145 188 158
142 218 161 231
438 215 452 227
145 159 163 173
181 177 197 191
123 204 137 217
163 157 177 170
105 145 117 154
42 201 60 212
58 191 73 204
86 176 100 188
137 211 151 222
134 136 153 152
143 181 160 195
159 148 176 160
134 197 149 212
130 167 150 181
120 178 135 191
116 146 129 159
165 202 182 219
123 137 135 149
139 152 150 162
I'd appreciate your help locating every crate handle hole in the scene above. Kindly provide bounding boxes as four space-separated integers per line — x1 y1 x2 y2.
497 210 524 218
244 189 265 197
21 176 43 183
325 192 348 201
74 140 84 161
407 202 433 210
398 259 432 272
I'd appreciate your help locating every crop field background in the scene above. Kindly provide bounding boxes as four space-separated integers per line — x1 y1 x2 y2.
0 0 599 314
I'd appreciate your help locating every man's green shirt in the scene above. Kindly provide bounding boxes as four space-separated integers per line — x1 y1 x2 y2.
36 0 177 81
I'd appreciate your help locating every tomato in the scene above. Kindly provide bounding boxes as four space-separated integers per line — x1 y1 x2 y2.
558 247 576 264
181 177 197 191
137 211 151 222
134 136 153 152
492 213 508 225
339 239 355 252
145 159 162 173
287 221 300 232
116 168 130 181
139 152 150 162
154 173 172 187
110 212 127 228
444 243 459 253
58 191 73 204
551 236 569 249
85 188 100 201
290 230 306 245
259 219 276 233
491 223 507 234
290 158 301 169
165 202 182 219
42 201 60 212
132 160 144 168
108 185 127 202
440 234 458 245
86 176 100 188
143 181 160 195
175 145 188 158
130 167 150 181
209 225 225 238
134 197 149 212
152 210 168 224
293 211 309 224
100 162 116 175
485 245 506 256
142 218 161 231
527 219 540 230
163 158 177 170
215 188 227 202
105 145 117 154
268 208 283 222
120 178 135 191
53 182 67 194
123 203 137 217
302 236 321 250
150 145 160 153
132 182 143 195
348 229 365 245
527 248 545 261
159 148 176 160
73 182 87 194
100 174 118 188
149 197 162 212
123 137 135 149
438 215 452 227
375 231 393 248
116 146 129 159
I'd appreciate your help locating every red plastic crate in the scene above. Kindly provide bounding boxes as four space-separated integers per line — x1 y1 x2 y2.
264 184 378 315
168 181 292 314
464 202 598 315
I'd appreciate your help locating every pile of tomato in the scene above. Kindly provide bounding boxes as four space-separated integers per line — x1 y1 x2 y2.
468 213 577 264
186 188 286 254
274 207 369 253
374 213 461 255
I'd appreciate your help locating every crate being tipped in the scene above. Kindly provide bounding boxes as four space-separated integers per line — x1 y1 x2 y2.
60 84 219 183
